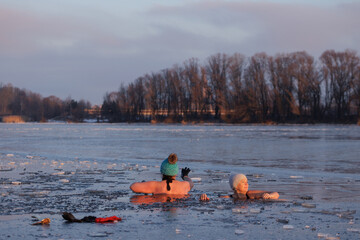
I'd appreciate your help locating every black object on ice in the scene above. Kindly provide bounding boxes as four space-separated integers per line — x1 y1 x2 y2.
81 216 97 223
62 212 96 223
300 195 313 200
62 212 81 222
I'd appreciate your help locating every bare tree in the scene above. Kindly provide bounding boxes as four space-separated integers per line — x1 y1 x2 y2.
162 68 175 117
43 96 63 120
206 53 229 119
320 50 360 121
227 53 246 121
127 78 146 121
171 66 185 117
101 91 120 122
0 83 15 115
134 77 145 118
291 52 321 121
161 67 184 119
199 66 212 116
244 53 271 122
350 64 360 121
183 58 204 118
269 53 298 122
127 83 136 120
144 73 160 120
118 84 129 120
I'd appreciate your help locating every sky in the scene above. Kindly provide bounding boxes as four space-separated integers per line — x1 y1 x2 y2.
1 0 359 105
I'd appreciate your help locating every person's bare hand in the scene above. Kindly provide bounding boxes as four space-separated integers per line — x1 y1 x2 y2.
262 192 279 199
200 193 209 201
270 192 279 199
262 193 271 199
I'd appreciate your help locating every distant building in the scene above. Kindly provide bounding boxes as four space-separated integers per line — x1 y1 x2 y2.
0 115 25 123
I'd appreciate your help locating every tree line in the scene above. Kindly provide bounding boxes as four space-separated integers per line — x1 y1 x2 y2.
0 83 93 122
1 49 359 124
102 50 360 123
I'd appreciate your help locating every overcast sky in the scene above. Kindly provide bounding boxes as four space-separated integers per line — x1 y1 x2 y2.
1 0 359 105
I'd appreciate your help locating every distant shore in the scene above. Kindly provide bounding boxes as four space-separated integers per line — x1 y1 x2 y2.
1 115 359 125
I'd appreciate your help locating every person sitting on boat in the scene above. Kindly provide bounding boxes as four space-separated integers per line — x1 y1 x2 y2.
130 153 194 195
200 173 279 201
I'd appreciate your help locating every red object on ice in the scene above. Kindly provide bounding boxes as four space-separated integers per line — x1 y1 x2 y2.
95 216 122 223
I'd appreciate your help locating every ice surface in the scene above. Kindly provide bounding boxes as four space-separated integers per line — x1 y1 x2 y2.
1 123 360 239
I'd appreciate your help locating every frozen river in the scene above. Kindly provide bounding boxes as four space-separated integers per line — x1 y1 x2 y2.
1 123 360 239
1 123 359 174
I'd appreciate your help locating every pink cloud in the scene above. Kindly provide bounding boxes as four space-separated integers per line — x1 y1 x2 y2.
0 6 124 57
0 7 41 55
